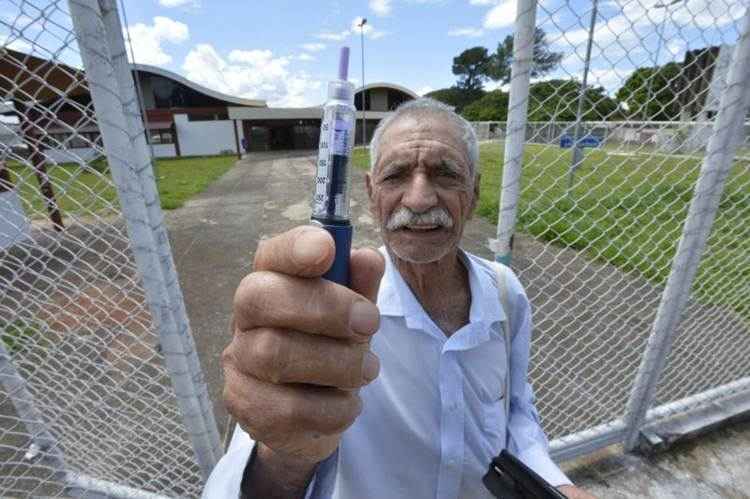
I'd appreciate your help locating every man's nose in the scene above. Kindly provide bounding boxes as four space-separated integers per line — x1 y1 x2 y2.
401 173 438 213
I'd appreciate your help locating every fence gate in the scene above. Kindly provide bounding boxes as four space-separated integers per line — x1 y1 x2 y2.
493 0 750 460
1 0 220 496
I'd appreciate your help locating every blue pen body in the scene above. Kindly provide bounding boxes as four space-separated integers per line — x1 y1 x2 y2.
320 221 352 286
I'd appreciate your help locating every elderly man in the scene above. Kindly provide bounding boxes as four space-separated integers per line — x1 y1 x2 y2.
204 99 592 498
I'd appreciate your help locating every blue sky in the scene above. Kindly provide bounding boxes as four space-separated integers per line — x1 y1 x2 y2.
119 0 528 105
2 0 745 107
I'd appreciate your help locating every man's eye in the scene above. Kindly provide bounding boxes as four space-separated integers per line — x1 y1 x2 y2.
438 170 460 180
382 172 402 181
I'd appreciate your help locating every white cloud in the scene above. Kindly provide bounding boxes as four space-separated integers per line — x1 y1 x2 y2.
417 85 435 96
0 35 31 53
159 0 199 6
351 17 386 39
316 20 386 41
448 27 485 37
301 43 326 52
483 0 516 29
588 68 634 92
370 0 393 16
228 49 275 65
182 44 321 107
555 0 744 59
316 30 351 41
125 16 189 65
297 53 316 62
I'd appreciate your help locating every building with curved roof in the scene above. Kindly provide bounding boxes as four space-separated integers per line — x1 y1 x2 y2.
1 49 418 158
228 82 419 152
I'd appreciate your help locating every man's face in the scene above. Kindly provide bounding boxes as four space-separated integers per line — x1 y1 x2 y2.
366 115 478 264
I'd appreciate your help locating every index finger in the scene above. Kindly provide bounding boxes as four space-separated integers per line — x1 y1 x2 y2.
254 225 335 278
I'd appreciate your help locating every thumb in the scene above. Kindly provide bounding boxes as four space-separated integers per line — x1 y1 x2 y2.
349 248 385 303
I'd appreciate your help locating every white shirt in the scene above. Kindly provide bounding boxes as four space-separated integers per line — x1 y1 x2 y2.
203 248 570 498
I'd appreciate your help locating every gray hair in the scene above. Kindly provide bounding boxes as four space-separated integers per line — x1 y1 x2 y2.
368 97 479 183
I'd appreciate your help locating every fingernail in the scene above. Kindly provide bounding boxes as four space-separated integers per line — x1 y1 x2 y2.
362 352 380 382
350 301 379 336
292 229 330 266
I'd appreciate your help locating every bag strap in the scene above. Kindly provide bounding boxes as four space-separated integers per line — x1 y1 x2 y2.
491 262 513 421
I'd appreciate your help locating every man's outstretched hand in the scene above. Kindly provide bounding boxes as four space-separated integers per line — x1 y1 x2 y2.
222 226 385 496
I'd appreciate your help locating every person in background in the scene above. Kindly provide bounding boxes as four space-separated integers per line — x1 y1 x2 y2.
204 99 595 499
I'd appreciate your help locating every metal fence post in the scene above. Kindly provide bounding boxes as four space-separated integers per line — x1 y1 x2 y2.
491 0 537 265
623 8 750 451
67 0 219 478
97 0 222 463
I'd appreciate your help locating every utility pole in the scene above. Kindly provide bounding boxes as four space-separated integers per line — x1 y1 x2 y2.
642 0 683 121
358 17 367 146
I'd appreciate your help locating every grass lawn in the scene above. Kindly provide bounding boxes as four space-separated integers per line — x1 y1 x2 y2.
353 143 750 321
7 154 237 216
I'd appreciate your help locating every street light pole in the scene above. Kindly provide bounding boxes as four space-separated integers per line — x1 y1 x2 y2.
568 0 599 190
642 0 683 121
359 17 367 147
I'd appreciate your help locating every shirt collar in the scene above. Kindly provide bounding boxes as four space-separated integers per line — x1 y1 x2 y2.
376 246 506 333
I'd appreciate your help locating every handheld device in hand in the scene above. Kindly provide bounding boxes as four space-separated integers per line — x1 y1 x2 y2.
311 47 356 286
483 450 567 499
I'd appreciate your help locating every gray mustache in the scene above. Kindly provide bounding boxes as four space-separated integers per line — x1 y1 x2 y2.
385 207 454 231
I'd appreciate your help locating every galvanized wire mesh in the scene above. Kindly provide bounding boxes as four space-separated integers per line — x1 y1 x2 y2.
0 1 209 496
651 131 750 407
491 0 749 445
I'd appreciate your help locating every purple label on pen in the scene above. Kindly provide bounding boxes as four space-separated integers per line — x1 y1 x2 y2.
333 119 349 155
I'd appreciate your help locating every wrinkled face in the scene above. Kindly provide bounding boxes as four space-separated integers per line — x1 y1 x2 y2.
366 115 479 264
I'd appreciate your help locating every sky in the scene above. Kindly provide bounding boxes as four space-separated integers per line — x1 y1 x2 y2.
1 0 746 107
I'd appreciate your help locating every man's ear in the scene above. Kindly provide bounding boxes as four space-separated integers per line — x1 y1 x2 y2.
468 173 480 219
365 172 374 201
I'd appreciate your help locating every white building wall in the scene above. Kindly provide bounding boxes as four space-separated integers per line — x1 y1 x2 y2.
152 143 176 158
174 114 236 156
0 189 30 250
43 147 100 164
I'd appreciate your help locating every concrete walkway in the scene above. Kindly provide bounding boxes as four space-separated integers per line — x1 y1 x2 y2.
165 151 750 497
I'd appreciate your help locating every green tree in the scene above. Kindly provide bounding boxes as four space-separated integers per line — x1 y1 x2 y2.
425 86 486 113
487 28 563 84
527 79 619 121
461 90 509 122
452 47 491 91
615 62 682 121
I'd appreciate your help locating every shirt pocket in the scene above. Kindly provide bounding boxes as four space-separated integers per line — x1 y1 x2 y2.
482 396 507 453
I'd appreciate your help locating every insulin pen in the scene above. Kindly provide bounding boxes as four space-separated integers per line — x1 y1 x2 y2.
311 47 356 287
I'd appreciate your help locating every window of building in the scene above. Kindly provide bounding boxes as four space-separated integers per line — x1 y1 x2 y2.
149 129 175 144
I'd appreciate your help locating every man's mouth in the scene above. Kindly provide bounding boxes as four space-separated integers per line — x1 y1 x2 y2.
401 224 442 232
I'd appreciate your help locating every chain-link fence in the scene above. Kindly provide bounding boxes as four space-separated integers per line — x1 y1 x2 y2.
2 0 749 495
1 1 220 496
490 0 750 459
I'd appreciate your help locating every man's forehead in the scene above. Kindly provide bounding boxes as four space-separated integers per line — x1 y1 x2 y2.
377 115 470 166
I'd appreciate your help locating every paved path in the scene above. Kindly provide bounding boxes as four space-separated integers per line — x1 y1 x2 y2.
165 151 750 496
